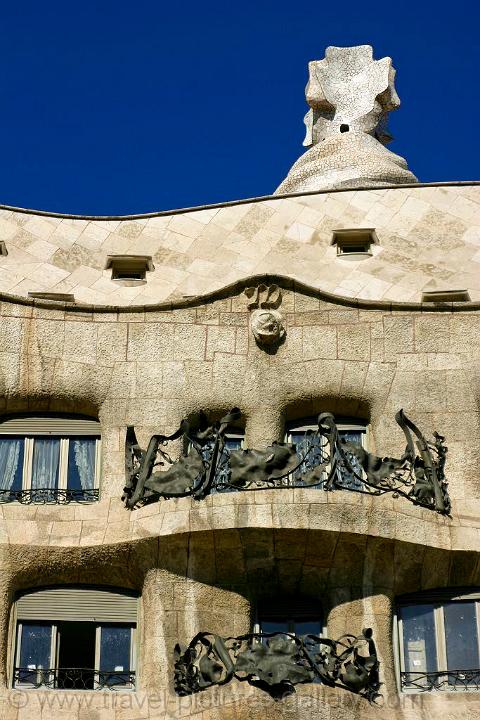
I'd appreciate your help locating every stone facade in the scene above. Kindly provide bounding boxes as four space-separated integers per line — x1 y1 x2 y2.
0 183 478 307
0 195 479 719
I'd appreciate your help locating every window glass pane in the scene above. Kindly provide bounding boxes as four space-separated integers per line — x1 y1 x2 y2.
31 438 60 496
444 601 479 671
294 620 322 637
17 623 52 685
212 434 244 493
290 430 327 486
67 437 97 491
339 430 363 444
224 435 243 451
400 604 438 676
99 625 132 687
338 429 364 490
260 620 289 635
0 437 24 496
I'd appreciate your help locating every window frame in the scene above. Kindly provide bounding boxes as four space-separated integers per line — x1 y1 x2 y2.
10 586 138 691
14 621 136 691
0 415 101 502
285 417 369 447
222 429 245 451
395 589 480 694
253 599 326 638
285 416 369 487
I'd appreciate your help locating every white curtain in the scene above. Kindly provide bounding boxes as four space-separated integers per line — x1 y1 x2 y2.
0 438 21 491
73 439 96 490
31 439 60 490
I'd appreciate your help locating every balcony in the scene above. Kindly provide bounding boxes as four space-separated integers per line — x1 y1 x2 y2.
174 628 379 701
401 670 480 692
123 408 450 516
14 667 135 690
0 488 99 504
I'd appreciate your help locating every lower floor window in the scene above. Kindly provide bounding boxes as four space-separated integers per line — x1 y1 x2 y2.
15 622 135 690
254 600 324 684
398 592 480 691
13 587 137 690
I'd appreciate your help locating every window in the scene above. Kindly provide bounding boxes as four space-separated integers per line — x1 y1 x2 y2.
187 427 245 493
13 587 137 691
255 601 323 637
28 293 76 303
254 598 324 682
396 590 480 692
331 228 377 258
421 289 471 303
105 255 154 284
285 417 367 490
0 415 101 503
213 429 245 493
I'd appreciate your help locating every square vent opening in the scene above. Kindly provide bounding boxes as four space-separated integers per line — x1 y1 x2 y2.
421 289 471 303
28 292 75 303
332 228 378 259
105 255 155 286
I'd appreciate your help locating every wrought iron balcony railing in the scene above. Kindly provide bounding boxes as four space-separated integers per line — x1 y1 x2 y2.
13 667 135 690
401 670 480 692
123 409 450 515
174 628 380 702
0 488 99 504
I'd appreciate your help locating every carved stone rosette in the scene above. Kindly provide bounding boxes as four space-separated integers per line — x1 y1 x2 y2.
244 283 285 348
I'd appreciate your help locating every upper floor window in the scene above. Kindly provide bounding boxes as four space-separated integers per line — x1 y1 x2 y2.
213 429 244 493
0 415 101 504
285 417 367 489
397 589 480 692
13 587 137 691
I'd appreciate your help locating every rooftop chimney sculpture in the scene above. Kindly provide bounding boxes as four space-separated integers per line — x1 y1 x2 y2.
276 45 417 193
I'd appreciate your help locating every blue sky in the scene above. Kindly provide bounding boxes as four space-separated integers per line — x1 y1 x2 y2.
0 0 478 215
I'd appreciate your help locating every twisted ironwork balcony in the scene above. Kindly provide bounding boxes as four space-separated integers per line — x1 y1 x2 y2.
174 628 380 701
123 408 450 515
0 488 99 504
401 670 480 692
14 667 135 690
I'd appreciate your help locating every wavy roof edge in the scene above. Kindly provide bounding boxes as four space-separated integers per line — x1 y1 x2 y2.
1 181 479 221
2 273 480 314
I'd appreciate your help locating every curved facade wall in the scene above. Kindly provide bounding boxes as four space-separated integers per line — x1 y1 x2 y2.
0 182 477 305
0 184 478 719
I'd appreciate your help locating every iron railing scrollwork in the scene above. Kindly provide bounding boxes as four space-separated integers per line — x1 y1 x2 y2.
14 667 135 690
174 628 380 701
401 669 480 692
0 488 99 504
123 408 450 515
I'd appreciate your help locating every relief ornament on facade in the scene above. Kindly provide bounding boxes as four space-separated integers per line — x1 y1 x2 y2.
245 284 285 348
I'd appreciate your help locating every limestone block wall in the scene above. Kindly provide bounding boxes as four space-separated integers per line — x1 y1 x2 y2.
0 279 478 719
0 182 478 305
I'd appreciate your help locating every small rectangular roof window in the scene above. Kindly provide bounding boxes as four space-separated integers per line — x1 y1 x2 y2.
331 228 377 259
28 292 75 303
421 289 471 303
105 255 154 284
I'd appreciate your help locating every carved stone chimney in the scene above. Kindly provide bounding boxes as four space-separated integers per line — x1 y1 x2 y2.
275 45 417 194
